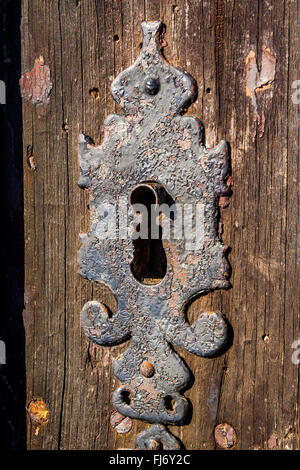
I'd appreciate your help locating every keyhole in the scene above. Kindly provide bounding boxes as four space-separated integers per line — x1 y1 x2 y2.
130 183 168 285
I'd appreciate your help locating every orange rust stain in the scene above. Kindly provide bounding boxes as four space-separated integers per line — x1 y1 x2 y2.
28 155 37 171
27 398 50 426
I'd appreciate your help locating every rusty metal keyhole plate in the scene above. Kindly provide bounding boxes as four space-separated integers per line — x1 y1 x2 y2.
78 21 231 450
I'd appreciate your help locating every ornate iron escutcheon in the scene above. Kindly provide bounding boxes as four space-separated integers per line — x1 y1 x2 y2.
78 21 231 450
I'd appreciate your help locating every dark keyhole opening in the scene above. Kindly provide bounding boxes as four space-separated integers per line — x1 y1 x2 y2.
130 184 168 285
121 389 132 406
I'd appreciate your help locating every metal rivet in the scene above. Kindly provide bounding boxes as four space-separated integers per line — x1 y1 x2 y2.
214 423 237 449
144 76 160 95
110 411 132 434
140 361 155 377
147 438 160 450
27 398 50 426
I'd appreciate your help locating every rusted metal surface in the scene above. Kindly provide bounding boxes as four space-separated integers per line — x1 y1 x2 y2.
214 423 237 449
78 21 231 449
110 411 132 435
19 56 52 105
136 424 181 450
27 399 49 426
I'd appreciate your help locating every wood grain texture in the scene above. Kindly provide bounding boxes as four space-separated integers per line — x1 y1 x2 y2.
21 0 299 450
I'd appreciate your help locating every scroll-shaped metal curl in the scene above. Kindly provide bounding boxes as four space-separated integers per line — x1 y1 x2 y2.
136 424 181 451
81 301 130 346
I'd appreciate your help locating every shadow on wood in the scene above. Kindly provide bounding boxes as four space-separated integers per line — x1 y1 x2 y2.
0 0 26 450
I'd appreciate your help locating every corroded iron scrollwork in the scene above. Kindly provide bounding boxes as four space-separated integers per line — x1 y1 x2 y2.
78 21 231 449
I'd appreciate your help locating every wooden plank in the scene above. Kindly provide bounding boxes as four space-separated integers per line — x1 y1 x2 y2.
19 0 299 450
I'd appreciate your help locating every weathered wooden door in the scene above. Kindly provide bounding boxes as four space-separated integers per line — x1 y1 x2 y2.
1 0 299 450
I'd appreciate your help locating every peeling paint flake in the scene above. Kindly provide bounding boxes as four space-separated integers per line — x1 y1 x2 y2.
258 47 276 91
245 47 276 138
20 56 52 105
245 47 276 111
